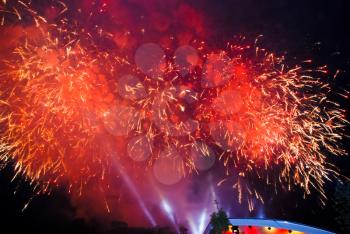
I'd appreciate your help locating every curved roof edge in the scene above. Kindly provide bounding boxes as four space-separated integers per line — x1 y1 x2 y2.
204 218 335 234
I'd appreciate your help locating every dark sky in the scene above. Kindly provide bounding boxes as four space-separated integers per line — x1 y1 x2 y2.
1 0 350 233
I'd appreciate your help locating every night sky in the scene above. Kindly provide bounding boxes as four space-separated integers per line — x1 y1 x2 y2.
0 0 350 233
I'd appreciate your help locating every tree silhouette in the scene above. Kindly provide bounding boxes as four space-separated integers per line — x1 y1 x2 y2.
209 209 230 234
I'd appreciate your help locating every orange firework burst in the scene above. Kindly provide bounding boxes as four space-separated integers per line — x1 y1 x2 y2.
0 0 348 214
197 39 349 209
0 24 129 195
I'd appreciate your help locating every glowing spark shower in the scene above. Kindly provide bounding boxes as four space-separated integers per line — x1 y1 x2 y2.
197 41 349 208
0 0 348 221
0 26 128 195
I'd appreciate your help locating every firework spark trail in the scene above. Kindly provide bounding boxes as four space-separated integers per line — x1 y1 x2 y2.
0 0 48 27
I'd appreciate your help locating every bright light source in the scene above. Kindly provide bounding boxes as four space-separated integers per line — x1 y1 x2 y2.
161 199 173 215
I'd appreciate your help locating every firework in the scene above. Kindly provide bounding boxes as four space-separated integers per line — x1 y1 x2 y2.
114 37 348 209
197 40 348 209
0 0 348 213
0 22 130 195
